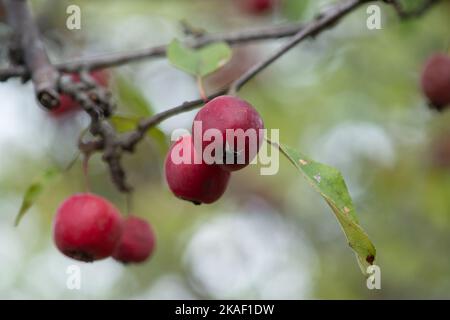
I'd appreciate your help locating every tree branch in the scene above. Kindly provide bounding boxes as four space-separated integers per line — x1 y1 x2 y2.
229 0 367 94
83 0 443 164
59 75 132 193
127 0 442 133
119 0 442 155
118 0 368 152
0 0 440 82
0 0 442 194
2 0 59 109
0 21 305 80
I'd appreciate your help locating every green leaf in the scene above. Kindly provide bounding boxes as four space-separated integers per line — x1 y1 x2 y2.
15 167 61 227
110 115 167 153
115 76 154 117
167 39 232 77
271 141 376 274
113 78 168 153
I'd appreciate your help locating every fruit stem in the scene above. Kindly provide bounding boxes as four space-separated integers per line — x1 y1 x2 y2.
126 193 133 215
82 154 91 192
197 76 208 102
64 152 80 172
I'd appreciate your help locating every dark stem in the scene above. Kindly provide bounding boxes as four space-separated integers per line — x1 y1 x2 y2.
229 0 367 94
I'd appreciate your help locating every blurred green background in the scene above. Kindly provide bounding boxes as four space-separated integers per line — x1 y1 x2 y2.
0 0 450 299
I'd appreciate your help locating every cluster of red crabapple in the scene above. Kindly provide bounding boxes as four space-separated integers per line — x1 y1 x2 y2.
49 39 449 265
51 71 263 264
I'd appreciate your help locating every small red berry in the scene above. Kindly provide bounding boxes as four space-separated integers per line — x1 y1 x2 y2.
51 70 110 116
113 216 156 264
165 135 231 204
192 95 264 171
53 193 122 262
421 53 450 111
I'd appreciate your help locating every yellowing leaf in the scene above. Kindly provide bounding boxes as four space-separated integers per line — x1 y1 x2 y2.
272 141 377 273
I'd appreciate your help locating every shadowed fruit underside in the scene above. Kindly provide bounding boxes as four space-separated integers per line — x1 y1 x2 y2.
113 216 156 263
165 135 231 204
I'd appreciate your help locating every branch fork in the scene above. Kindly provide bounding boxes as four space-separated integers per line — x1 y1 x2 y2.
0 0 442 193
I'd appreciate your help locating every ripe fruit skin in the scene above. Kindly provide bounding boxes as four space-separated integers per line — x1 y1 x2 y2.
421 53 450 111
51 70 110 116
113 216 156 264
165 135 231 204
53 193 122 262
193 95 264 171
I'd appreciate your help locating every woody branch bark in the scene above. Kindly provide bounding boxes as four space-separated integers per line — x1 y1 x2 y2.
70 0 442 176
0 0 442 193
59 74 132 193
2 0 59 109
118 0 441 153
0 22 306 81
120 0 370 152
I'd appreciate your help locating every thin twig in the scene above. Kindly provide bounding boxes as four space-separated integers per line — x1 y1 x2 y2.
0 0 440 82
123 0 369 152
120 89 226 152
229 0 367 94
118 0 443 153
1 0 442 194
60 76 132 192
0 22 305 80
120 0 442 153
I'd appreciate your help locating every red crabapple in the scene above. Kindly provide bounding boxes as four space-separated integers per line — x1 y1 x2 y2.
53 193 122 262
113 216 156 264
192 95 264 171
421 53 450 111
165 134 230 204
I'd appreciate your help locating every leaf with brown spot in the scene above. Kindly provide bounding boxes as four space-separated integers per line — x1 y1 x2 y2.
271 141 377 274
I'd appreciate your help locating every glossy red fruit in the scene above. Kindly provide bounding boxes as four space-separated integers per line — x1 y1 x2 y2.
192 95 264 171
51 70 110 116
165 135 231 204
421 53 450 111
53 193 122 262
113 216 156 264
